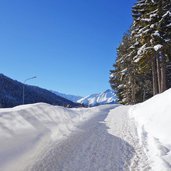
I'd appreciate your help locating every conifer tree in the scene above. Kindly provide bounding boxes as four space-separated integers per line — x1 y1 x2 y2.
110 0 171 104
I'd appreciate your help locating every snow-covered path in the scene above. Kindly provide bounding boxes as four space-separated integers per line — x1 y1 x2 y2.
2 91 171 171
24 105 149 171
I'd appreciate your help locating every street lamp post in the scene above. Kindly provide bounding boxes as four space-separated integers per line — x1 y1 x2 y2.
23 76 37 104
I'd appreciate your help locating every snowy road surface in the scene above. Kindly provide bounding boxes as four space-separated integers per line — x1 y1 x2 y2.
1 92 171 171
19 105 149 171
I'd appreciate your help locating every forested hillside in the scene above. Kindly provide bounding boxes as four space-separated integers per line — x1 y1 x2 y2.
110 0 171 104
0 74 79 108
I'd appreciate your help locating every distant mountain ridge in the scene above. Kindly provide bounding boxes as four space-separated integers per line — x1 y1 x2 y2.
52 91 82 102
77 89 117 107
0 74 79 108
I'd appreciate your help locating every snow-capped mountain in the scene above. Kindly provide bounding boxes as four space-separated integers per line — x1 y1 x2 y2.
52 91 82 103
77 89 117 107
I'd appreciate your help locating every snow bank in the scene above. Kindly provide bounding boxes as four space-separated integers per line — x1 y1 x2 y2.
129 89 171 170
0 103 100 171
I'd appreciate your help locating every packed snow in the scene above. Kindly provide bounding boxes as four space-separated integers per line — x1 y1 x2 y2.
1 88 171 171
0 103 104 171
0 102 150 171
129 88 171 170
28 105 150 171
105 106 149 170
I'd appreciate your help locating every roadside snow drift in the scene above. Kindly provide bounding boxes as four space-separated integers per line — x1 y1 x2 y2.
0 103 101 171
129 88 171 170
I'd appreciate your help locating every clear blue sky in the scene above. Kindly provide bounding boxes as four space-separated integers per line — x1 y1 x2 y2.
0 0 135 96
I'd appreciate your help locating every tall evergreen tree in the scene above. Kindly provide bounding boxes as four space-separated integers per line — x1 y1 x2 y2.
110 0 171 104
